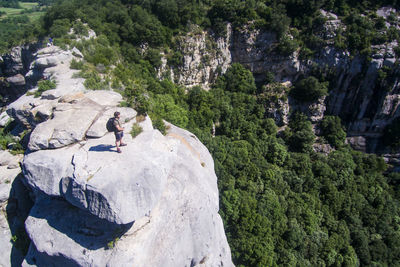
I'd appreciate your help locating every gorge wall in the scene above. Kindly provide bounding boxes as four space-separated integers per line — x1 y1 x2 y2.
161 8 400 163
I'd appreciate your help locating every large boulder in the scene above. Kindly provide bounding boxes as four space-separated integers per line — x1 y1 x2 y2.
7 74 26 86
28 98 103 151
21 120 233 267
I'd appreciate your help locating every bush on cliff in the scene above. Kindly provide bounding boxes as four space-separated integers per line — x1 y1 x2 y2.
319 115 347 148
290 76 328 102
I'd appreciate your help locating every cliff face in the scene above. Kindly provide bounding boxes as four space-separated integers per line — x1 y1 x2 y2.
1 47 233 267
166 9 400 160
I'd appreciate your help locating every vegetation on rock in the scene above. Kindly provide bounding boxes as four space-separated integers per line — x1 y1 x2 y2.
2 0 400 266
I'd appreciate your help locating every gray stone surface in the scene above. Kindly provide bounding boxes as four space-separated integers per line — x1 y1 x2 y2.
28 98 103 151
23 146 76 196
7 74 26 86
71 47 83 58
0 166 21 202
84 90 123 106
0 150 22 169
2 47 24 76
35 56 58 68
22 120 233 267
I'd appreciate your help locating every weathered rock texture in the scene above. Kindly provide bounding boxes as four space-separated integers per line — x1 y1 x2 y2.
2 46 233 267
164 9 400 160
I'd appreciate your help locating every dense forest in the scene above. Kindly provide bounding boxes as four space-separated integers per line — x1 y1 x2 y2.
3 0 400 266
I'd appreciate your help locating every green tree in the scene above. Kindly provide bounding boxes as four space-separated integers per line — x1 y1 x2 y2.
319 116 346 148
291 76 328 102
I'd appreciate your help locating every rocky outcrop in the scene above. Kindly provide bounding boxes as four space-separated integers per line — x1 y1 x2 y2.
0 44 85 106
21 119 232 267
170 9 400 157
161 24 232 90
2 46 233 267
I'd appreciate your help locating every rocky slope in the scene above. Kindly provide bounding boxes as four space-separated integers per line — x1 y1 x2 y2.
162 8 400 163
1 46 233 267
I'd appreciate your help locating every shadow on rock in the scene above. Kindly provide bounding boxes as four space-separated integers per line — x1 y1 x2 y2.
88 144 115 152
28 197 133 250
6 174 34 267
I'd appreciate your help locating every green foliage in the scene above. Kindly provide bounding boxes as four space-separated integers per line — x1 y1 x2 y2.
285 112 315 153
35 79 57 97
0 14 43 53
291 76 328 102
76 35 119 66
107 237 119 249
73 20 88 36
150 94 188 128
35 2 400 266
216 63 256 94
145 48 162 68
0 0 20 8
167 50 183 67
0 122 24 154
69 58 84 69
277 35 299 56
49 18 71 38
151 115 167 135
130 123 143 138
82 71 108 90
319 116 347 148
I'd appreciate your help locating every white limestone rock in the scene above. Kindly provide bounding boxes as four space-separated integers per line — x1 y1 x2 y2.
0 150 22 169
84 90 123 106
0 166 21 202
0 111 11 127
35 56 58 68
23 197 121 267
23 146 76 196
28 98 103 151
7 74 26 86
71 47 83 58
22 122 233 267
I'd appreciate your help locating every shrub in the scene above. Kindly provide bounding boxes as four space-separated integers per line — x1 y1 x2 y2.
73 20 88 36
167 50 183 67
146 48 162 68
70 58 84 69
130 123 143 138
49 18 71 38
287 112 315 153
217 63 256 94
107 237 119 249
152 116 166 135
277 35 299 56
290 76 328 102
83 71 108 90
319 116 346 148
34 79 57 97
0 127 24 154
